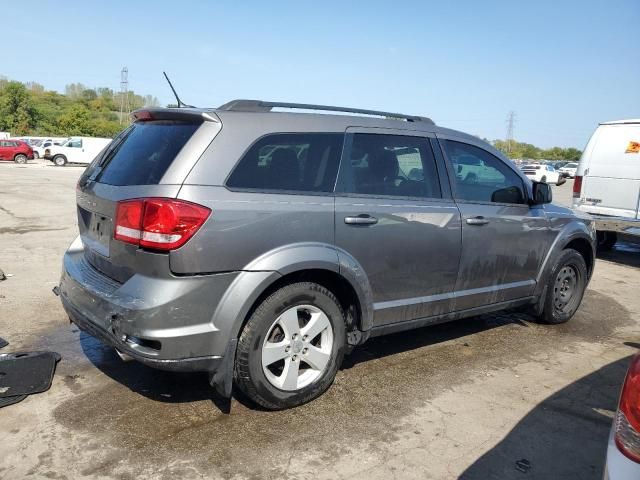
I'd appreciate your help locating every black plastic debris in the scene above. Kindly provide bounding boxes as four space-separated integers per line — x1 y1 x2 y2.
0 337 8 349
0 395 27 408
0 351 61 398
515 458 532 473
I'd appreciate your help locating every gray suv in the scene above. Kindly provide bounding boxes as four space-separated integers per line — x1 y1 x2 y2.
57 100 596 409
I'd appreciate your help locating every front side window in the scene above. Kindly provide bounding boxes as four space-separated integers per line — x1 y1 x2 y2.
226 133 343 193
68 138 82 148
443 140 526 204
339 133 441 198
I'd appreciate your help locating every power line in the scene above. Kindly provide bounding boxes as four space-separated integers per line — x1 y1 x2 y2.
119 67 130 125
506 110 516 153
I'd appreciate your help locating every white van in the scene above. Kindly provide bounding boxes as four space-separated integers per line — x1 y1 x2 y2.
573 119 640 250
47 136 112 166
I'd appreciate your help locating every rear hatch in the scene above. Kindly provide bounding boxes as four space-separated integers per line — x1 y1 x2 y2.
75 109 220 283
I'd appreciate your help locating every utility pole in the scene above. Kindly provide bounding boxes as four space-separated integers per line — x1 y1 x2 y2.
119 67 130 125
506 110 516 154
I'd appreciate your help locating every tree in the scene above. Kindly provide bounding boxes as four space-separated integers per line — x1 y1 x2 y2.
57 104 92 135
0 82 38 135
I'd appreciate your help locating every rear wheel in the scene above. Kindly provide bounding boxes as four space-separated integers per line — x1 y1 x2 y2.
541 175 547 183
33 151 39 159
536 249 588 324
596 231 617 252
234 282 346 410
53 155 67 166
14 154 27 164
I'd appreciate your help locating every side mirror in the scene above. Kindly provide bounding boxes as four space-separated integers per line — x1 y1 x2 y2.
531 181 552 204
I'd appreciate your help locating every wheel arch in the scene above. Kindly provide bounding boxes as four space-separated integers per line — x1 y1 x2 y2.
211 243 374 350
535 223 596 297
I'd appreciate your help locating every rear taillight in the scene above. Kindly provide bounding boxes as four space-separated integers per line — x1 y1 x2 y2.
615 354 640 463
573 175 583 198
114 198 210 251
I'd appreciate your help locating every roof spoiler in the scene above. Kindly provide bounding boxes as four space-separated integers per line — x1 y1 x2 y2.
217 99 435 124
130 108 219 123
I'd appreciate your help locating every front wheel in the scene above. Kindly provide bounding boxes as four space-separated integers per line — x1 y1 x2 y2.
14 154 27 164
33 151 39 159
53 155 67 166
536 249 588 324
234 282 346 410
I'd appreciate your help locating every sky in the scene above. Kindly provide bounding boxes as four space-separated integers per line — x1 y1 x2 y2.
3 1 639 149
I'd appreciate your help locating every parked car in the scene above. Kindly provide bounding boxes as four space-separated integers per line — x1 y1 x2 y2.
559 162 578 178
46 136 112 166
57 100 596 409
573 119 640 251
0 139 34 163
521 163 564 185
32 138 59 159
603 353 640 479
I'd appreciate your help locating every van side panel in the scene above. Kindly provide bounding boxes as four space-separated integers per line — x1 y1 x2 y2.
576 124 640 218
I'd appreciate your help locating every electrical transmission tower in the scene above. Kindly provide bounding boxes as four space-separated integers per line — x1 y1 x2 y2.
506 111 516 154
119 67 130 124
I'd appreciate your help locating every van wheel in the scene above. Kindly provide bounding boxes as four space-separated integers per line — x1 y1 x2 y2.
536 249 587 324
53 155 67 166
541 175 547 183
234 282 346 410
596 231 617 252
14 154 27 164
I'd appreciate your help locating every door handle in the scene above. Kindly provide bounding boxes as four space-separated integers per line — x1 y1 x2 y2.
466 216 489 226
344 215 378 225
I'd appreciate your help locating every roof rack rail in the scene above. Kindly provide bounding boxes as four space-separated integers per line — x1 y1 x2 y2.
217 99 434 124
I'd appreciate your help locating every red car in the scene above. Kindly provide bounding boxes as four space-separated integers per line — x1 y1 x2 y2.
0 139 34 163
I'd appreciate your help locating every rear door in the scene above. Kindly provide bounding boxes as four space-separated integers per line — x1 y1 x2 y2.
334 128 461 326
0 141 8 160
438 136 550 310
76 113 220 283
580 124 640 218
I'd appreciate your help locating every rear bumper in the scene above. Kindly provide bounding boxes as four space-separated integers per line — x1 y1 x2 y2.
58 236 240 372
590 215 640 237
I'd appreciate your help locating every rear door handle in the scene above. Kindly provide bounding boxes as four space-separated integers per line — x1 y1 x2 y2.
344 215 378 225
466 216 489 226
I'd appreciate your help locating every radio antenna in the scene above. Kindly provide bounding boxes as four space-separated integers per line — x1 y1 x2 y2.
163 71 195 108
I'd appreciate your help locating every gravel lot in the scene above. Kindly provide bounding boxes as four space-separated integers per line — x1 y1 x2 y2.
1 160 639 479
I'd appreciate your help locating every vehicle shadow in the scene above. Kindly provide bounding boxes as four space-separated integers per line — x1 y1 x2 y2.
598 239 640 268
459 352 636 480
79 333 215 404
79 309 532 412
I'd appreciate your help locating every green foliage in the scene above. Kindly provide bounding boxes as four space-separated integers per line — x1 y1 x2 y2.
492 139 581 161
0 77 160 138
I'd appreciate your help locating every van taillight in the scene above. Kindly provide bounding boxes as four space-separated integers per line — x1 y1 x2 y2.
114 198 211 251
615 354 640 463
573 175 583 198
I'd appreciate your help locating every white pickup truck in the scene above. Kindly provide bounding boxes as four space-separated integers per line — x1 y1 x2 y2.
573 119 640 250
46 136 112 166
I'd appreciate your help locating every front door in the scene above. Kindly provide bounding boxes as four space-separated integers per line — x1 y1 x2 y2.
438 136 551 311
334 129 462 326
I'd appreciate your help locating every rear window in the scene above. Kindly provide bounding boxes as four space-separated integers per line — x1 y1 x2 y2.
95 121 199 186
226 133 344 193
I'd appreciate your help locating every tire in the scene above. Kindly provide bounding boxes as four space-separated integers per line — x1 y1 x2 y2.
33 152 39 159
596 231 617 252
53 155 67 166
14 154 27 164
541 175 547 183
536 248 588 324
234 282 346 410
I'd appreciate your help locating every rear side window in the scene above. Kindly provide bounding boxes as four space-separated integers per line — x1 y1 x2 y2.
338 133 441 198
226 133 343 193
96 121 200 186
